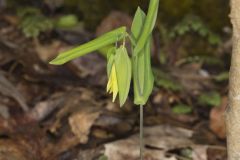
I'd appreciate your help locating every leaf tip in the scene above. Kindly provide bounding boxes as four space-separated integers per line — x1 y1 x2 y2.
49 57 63 65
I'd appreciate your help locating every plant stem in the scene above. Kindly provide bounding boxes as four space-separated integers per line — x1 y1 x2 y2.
140 105 144 160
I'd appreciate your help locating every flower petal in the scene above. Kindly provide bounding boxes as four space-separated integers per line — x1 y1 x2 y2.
107 74 113 93
111 64 118 102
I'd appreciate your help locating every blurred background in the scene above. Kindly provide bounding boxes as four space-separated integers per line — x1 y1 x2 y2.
0 0 230 159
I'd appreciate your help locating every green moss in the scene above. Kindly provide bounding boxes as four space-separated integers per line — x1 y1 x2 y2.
172 104 192 114
198 91 221 107
154 69 183 92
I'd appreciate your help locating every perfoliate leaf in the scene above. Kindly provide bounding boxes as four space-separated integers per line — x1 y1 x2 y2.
50 27 126 65
133 0 159 55
133 37 154 105
131 7 154 105
143 38 154 100
131 7 146 42
114 46 132 107
134 52 145 95
131 7 146 95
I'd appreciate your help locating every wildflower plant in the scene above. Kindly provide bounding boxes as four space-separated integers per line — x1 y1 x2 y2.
50 0 159 159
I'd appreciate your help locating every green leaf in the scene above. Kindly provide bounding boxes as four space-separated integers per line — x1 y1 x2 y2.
198 91 221 107
131 7 146 42
159 51 167 65
180 148 193 158
134 52 145 95
169 14 221 45
191 21 202 31
208 33 221 45
198 27 208 37
133 0 159 55
143 38 154 101
172 104 192 114
49 27 126 65
131 7 154 105
154 69 182 91
133 36 154 105
19 14 53 38
99 155 108 160
56 14 79 28
177 25 190 35
98 45 115 58
17 7 53 38
132 8 146 94
114 46 132 106
214 72 229 82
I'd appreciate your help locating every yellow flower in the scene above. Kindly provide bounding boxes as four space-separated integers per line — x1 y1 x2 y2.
107 64 118 102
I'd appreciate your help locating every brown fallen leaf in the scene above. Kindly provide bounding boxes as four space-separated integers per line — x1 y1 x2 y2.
0 140 28 160
193 122 219 145
171 64 214 94
207 146 227 160
192 145 208 160
42 95 102 159
0 0 6 9
104 125 193 160
94 112 135 136
96 11 132 36
144 125 193 150
0 47 15 66
209 96 227 139
43 132 79 160
0 104 9 119
35 40 65 62
105 136 173 160
92 128 112 139
0 138 38 160
75 146 103 160
0 72 29 112
0 16 50 76
48 90 101 134
67 53 107 86
103 125 225 160
69 107 101 144
27 92 65 121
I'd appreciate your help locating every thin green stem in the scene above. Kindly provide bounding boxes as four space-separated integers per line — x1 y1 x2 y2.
140 105 144 160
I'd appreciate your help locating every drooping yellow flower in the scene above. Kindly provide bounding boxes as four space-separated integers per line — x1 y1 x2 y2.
107 64 118 102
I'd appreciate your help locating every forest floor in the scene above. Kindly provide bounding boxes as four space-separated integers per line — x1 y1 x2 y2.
0 9 229 160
